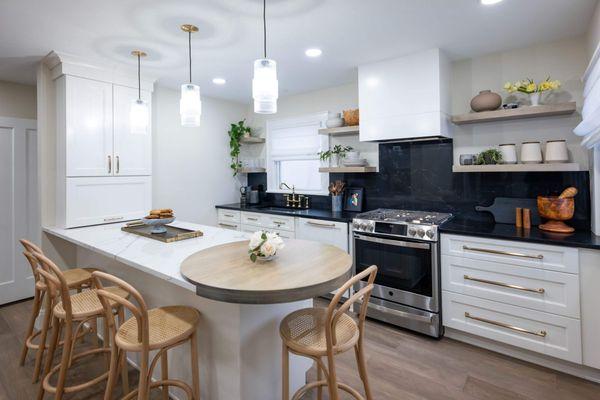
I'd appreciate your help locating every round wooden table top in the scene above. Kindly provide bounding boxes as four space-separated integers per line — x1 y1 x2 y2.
180 239 353 304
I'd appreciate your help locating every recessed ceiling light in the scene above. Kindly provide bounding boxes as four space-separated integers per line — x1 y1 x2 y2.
305 48 322 58
480 0 503 5
212 78 226 85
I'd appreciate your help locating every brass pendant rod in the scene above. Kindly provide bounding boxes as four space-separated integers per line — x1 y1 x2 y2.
137 53 141 100
188 30 192 83
263 0 267 59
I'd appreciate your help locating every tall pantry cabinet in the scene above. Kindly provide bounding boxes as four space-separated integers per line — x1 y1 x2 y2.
54 66 153 228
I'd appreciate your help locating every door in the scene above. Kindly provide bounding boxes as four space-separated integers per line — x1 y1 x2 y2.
113 85 152 176
0 117 38 304
63 75 113 177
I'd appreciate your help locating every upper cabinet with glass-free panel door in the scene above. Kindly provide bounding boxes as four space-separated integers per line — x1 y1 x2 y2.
59 75 113 176
113 84 152 176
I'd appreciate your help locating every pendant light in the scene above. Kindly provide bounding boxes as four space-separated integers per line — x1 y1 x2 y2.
252 0 278 114
180 24 202 127
130 50 149 135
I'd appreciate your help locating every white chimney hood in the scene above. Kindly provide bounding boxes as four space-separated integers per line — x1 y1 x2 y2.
358 48 452 142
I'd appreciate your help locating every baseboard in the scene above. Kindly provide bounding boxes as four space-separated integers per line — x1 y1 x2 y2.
445 328 600 383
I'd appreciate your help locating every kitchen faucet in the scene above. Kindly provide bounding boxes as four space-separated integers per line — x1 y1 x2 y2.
279 182 309 209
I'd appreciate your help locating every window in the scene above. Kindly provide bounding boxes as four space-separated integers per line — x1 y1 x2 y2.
266 112 329 194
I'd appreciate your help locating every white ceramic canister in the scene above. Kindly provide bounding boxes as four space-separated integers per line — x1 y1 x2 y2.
520 141 543 164
545 140 569 163
499 143 517 164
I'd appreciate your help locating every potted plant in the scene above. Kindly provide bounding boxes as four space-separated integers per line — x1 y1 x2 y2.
228 120 252 176
317 145 354 167
504 77 561 106
475 148 503 165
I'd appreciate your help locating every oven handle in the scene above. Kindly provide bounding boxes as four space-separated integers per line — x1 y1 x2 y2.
366 301 434 323
354 234 431 250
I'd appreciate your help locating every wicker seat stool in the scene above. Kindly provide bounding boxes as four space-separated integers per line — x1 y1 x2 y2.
280 265 378 400
93 271 201 400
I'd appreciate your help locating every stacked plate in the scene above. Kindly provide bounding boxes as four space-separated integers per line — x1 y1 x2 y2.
343 152 368 167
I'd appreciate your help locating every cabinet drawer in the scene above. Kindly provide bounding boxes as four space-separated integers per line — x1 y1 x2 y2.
218 209 241 224
441 234 579 274
241 224 295 239
295 218 348 252
442 255 580 318
241 211 265 227
264 215 295 232
443 291 582 363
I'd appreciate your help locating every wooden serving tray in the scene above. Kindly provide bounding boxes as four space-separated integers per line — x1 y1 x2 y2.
122 221 203 243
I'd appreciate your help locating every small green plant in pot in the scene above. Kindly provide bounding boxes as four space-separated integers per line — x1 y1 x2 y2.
475 148 503 165
317 145 353 167
228 120 252 176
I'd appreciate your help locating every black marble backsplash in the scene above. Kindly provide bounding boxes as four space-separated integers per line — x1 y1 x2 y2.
248 139 591 230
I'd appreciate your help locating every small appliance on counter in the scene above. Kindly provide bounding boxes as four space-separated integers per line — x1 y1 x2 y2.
240 186 250 205
352 208 453 338
248 188 260 205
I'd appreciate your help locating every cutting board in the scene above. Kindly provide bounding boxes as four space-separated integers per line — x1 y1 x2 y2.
475 197 541 226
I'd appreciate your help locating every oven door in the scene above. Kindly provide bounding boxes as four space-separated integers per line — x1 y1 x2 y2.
353 233 438 312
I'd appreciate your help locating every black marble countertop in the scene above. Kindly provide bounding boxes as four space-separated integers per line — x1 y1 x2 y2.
440 217 600 251
215 203 359 223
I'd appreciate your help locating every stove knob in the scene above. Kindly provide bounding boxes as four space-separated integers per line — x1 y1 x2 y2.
360 223 369 231
366 223 374 232
353 222 360 230
417 229 425 237
425 230 434 239
408 227 417 236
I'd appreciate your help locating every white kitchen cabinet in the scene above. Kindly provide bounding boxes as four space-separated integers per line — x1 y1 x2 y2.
113 85 152 176
241 211 266 228
60 176 151 228
295 218 348 252
241 224 295 239
58 75 113 177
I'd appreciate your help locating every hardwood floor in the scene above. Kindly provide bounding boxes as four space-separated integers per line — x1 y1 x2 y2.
1 298 599 400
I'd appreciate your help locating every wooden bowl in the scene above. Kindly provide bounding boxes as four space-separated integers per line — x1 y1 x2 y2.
343 109 359 126
537 196 574 221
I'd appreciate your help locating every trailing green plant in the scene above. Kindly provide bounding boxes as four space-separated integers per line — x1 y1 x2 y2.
228 120 252 176
475 148 503 165
318 145 354 161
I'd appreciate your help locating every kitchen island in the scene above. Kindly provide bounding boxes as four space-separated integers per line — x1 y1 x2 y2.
43 221 352 400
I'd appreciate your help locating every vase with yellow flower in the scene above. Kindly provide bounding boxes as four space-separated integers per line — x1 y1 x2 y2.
504 77 561 106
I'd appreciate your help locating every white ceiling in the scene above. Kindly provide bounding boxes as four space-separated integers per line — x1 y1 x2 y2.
0 0 597 103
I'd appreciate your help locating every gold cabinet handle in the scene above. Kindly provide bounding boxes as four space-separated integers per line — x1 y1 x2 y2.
108 155 112 174
223 213 235 218
463 245 543 260
218 222 238 228
272 220 286 225
246 217 259 221
464 312 547 338
103 216 124 222
464 275 545 294
307 221 336 228
116 155 120 174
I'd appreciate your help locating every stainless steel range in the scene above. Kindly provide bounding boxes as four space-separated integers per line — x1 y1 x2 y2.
352 208 452 337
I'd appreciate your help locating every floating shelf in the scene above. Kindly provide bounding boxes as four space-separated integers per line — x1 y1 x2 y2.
238 168 266 173
319 166 377 173
452 163 582 173
318 126 360 136
240 136 265 144
451 102 576 125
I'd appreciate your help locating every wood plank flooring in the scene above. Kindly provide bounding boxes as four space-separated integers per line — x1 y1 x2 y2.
1 298 599 400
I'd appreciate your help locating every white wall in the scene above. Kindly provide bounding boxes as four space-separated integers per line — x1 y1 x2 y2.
0 80 36 119
152 86 246 225
451 36 589 168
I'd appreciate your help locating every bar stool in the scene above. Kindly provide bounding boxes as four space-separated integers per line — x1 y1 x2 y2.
93 271 201 400
280 265 378 400
19 239 98 382
33 252 130 400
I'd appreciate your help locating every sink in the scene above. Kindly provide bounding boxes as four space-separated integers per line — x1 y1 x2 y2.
258 206 299 214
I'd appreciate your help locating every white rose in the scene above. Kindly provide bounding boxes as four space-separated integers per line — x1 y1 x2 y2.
261 242 276 256
249 231 265 249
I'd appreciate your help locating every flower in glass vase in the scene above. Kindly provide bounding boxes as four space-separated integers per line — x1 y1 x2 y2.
248 231 285 262
503 77 561 106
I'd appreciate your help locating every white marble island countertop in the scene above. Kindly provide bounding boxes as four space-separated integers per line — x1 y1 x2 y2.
43 221 250 292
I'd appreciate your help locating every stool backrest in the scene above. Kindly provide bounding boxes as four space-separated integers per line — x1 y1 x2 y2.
326 265 378 348
20 239 43 282
32 252 73 321
92 271 149 348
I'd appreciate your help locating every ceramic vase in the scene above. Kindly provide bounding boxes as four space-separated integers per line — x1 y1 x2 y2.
332 195 343 212
530 92 541 106
470 90 502 112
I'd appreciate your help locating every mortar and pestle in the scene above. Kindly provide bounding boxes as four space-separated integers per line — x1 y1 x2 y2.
537 187 577 233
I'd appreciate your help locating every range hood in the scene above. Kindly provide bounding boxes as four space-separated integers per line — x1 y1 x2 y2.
358 48 452 142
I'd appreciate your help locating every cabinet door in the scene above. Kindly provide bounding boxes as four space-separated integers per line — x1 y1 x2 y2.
295 218 348 252
64 76 113 176
113 85 152 176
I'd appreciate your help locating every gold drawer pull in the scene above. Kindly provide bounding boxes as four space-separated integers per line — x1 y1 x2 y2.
464 275 545 294
218 223 238 228
464 312 547 338
463 245 543 260
272 220 286 224
246 217 259 221
223 213 235 218
307 221 336 228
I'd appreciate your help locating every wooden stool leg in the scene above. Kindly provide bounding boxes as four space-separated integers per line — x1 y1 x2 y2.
282 342 289 400
90 317 99 348
36 317 61 400
190 330 200 400
161 351 169 400
103 316 110 368
53 319 73 400
325 350 339 400
354 343 372 400
32 294 53 383
137 351 150 400
117 307 129 395
20 288 43 365
316 359 323 400
103 344 121 400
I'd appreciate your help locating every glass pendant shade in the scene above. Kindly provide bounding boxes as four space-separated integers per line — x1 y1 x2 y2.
130 98 149 134
252 59 278 114
180 83 202 127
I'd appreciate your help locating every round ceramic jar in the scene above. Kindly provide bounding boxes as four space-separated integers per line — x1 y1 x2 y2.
520 141 543 164
499 144 517 164
470 90 502 112
326 113 344 128
545 140 569 163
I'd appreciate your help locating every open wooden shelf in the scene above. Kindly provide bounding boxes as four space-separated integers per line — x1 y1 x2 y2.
238 167 266 173
240 136 265 144
319 166 377 173
318 126 360 136
452 163 582 173
451 102 576 125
